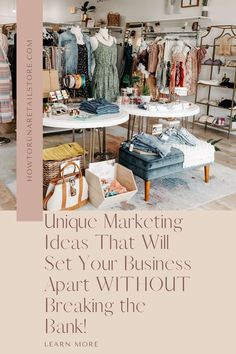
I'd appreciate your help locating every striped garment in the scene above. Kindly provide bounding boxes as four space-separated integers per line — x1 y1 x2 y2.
0 34 14 123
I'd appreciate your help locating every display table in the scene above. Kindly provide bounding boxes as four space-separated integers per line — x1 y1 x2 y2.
118 101 200 139
43 111 129 164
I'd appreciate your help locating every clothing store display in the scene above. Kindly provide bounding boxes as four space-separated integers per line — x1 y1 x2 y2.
59 30 92 80
0 32 14 123
80 99 119 115
92 38 119 102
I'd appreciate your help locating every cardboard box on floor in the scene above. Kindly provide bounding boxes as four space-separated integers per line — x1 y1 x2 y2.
85 163 137 208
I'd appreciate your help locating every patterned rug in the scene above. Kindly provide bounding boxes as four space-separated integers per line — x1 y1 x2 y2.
83 163 236 211
0 180 16 210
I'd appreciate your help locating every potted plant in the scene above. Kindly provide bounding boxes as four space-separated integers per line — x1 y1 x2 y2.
202 0 209 17
141 84 151 103
79 1 96 22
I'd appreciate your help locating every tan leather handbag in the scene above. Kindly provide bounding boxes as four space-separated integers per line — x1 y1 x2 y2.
43 50 60 98
43 162 88 211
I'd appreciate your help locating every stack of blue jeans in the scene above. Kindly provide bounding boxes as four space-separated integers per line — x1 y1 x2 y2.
159 128 198 146
80 99 120 115
122 133 171 158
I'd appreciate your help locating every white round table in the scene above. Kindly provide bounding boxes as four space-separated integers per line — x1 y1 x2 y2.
43 111 129 164
118 101 200 139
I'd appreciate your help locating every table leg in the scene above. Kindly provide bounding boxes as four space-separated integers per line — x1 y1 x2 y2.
146 117 149 133
91 128 95 163
192 115 195 130
82 129 86 169
127 115 131 140
131 116 136 138
145 181 151 202
141 116 144 132
103 127 106 154
98 129 102 154
185 117 188 128
89 129 93 163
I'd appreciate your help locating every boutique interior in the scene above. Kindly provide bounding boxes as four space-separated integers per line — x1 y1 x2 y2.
1 0 236 211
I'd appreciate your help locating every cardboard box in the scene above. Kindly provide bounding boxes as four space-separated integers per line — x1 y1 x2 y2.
85 163 137 208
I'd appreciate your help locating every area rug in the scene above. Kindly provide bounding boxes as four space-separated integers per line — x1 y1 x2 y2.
0 180 16 210
83 163 236 211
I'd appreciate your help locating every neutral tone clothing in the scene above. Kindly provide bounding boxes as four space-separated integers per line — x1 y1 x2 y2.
185 48 198 96
0 34 14 123
148 42 159 74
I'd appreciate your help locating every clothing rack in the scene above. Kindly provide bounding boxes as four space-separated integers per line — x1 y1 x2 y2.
145 31 198 37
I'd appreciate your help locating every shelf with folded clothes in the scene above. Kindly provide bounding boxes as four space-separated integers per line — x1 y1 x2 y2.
194 25 236 137
196 101 236 111
196 120 234 131
197 82 235 89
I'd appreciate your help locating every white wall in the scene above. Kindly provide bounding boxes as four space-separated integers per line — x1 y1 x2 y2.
0 1 16 23
1 0 236 25
41 0 236 25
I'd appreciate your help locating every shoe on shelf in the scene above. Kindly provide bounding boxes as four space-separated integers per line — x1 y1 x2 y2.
198 79 220 86
198 115 213 123
199 98 209 104
209 99 219 106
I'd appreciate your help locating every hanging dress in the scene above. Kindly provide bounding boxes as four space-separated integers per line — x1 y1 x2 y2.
76 44 89 98
92 38 119 102
0 33 14 123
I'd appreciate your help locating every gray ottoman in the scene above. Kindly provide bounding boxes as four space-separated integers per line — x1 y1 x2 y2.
119 146 185 201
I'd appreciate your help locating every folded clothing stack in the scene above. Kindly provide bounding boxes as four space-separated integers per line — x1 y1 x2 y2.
159 127 199 146
122 128 200 159
122 132 172 158
80 99 120 115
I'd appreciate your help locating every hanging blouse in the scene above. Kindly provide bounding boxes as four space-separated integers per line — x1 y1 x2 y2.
148 42 159 74
0 33 14 123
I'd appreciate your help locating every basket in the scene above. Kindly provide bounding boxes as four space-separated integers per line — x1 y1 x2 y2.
43 143 85 197
107 12 120 27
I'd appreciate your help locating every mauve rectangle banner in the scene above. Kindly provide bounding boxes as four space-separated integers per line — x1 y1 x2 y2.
17 0 43 221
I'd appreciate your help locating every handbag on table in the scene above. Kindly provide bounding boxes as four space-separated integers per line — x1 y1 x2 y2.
43 162 88 211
